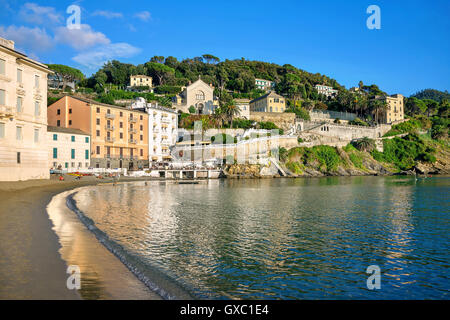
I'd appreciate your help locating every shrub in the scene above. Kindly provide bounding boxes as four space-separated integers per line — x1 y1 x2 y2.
383 119 422 137
297 137 304 143
349 153 364 169
285 106 310 120
154 85 181 95
232 118 254 129
188 106 196 114
349 118 369 126
312 145 341 172
211 133 235 144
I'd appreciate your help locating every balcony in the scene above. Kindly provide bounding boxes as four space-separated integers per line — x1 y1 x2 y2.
105 125 115 131
105 113 115 119
105 137 115 143
129 117 137 123
0 105 14 119
129 139 137 144
161 118 171 124
129 128 137 134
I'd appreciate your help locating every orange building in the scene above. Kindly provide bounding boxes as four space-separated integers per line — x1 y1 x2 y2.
47 95 149 170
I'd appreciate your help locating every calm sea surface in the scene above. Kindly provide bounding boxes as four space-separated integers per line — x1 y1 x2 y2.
73 176 449 299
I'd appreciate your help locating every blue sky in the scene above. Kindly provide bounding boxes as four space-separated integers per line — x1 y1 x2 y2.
0 0 448 96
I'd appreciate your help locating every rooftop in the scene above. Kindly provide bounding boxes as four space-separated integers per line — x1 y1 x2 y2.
250 91 284 104
47 126 90 136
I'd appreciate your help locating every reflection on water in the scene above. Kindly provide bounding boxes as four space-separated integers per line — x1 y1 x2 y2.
47 190 161 300
73 177 450 299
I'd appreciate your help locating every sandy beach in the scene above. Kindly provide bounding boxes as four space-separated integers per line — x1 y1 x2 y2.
0 175 162 300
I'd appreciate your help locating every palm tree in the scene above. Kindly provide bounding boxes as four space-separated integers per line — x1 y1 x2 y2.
354 137 375 152
226 104 241 128
369 99 388 124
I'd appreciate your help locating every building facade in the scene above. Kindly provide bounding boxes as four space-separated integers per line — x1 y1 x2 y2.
315 84 338 98
47 126 90 172
0 37 52 181
47 95 149 170
250 91 286 113
255 78 275 91
379 94 405 124
130 75 153 88
172 78 217 114
131 98 178 162
234 99 250 119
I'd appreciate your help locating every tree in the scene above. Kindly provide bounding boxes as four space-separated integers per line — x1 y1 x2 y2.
47 64 85 91
369 99 388 124
202 54 220 64
145 62 175 85
353 137 376 152
189 105 196 114
150 56 165 64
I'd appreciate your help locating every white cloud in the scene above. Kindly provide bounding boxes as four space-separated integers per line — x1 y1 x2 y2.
72 43 141 69
92 10 123 19
19 2 63 25
134 11 151 22
0 25 53 53
54 24 110 50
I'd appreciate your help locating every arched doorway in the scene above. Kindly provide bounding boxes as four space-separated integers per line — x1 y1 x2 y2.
197 103 204 114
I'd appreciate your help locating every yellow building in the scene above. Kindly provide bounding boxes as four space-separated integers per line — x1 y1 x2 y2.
0 37 52 181
47 96 149 170
130 75 152 88
250 91 286 113
380 94 405 124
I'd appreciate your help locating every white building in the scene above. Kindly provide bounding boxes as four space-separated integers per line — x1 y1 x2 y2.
315 84 338 98
255 78 275 91
234 99 250 119
47 126 91 172
131 98 178 162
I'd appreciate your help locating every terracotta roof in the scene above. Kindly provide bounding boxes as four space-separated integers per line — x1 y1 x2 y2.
47 126 90 136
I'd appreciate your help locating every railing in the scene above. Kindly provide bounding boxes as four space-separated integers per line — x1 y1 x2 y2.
161 118 171 124
105 125 115 131
129 128 137 134
129 139 137 144
129 118 137 123
105 113 115 119
105 137 115 143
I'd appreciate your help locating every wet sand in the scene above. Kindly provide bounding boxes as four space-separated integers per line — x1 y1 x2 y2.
0 175 162 300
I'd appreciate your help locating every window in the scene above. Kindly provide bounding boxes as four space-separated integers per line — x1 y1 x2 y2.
196 91 205 100
57 120 60 127
35 75 39 88
120 132 123 139
0 59 5 75
96 118 100 125
96 107 100 113
140 115 143 121
57 109 61 115
85 150 89 160
96 130 100 137
69 108 72 114
71 136 75 142
71 149 75 159
16 96 23 112
0 122 5 138
34 129 39 143
71 162 75 168
17 69 22 83
16 126 22 140
53 148 58 159
140 125 143 131
96 146 100 154
120 112 123 117
140 149 143 157
140 135 143 141
85 137 89 143
34 102 40 116
68 120 72 125
17 152 21 164
85 163 89 168
0 89 5 105
120 122 123 128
